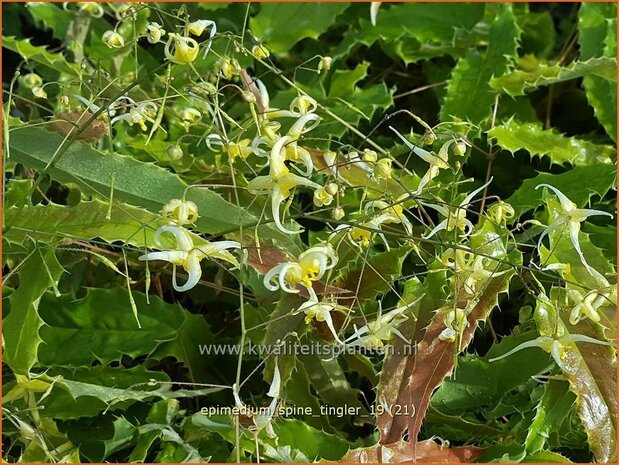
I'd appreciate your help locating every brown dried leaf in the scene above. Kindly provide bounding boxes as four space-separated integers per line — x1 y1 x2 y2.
377 219 520 451
49 110 107 142
342 439 483 463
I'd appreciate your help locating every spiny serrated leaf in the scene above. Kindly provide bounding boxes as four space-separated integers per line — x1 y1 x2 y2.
3 200 203 249
440 4 520 126
579 3 618 142
26 3 72 40
487 120 616 166
4 248 64 374
506 163 616 220
431 332 554 415
8 126 255 235
2 36 82 77
250 3 349 53
490 57 617 96
377 219 521 447
37 288 210 367
525 380 576 453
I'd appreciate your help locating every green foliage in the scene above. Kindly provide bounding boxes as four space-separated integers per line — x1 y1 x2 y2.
487 120 616 166
440 4 520 125
2 2 615 463
490 57 617 96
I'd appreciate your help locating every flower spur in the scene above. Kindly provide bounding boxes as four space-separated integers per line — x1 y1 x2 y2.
294 286 346 344
263 244 338 293
489 333 610 373
390 126 450 194
247 136 321 234
139 225 242 292
420 178 493 239
535 184 613 274
344 297 422 351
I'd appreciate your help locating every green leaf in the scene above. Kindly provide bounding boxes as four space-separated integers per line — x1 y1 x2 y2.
2 36 82 77
37 288 210 367
299 354 365 412
250 3 349 53
431 332 554 415
524 450 572 463
26 3 72 40
8 126 254 235
525 380 576 453
329 62 369 99
490 57 617 96
441 4 520 125
579 3 618 142
506 164 616 219
4 248 64 374
38 366 170 419
487 121 616 166
338 246 411 301
535 293 617 463
3 200 198 248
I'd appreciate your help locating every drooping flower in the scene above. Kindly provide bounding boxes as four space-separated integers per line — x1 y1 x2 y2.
146 22 165 44
139 225 242 292
110 101 158 131
344 299 419 351
489 333 610 373
233 362 281 439
535 184 613 273
294 286 345 343
263 244 338 293
390 126 450 194
421 178 493 239
247 136 321 234
187 19 217 58
365 197 413 236
103 30 125 49
567 288 602 325
165 34 200 64
161 198 199 225
440 248 510 295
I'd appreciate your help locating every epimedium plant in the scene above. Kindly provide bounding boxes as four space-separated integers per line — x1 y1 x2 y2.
2 2 617 463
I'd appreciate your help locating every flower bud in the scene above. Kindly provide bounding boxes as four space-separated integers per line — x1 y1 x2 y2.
332 206 345 220
78 2 104 17
21 73 42 89
161 198 199 225
362 149 378 163
375 158 392 180
313 187 334 207
166 144 184 161
454 140 467 156
422 130 435 146
103 30 125 49
241 90 256 103
325 182 339 196
219 57 240 80
252 44 270 59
